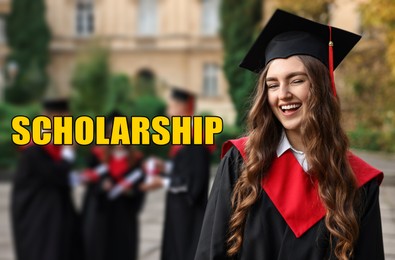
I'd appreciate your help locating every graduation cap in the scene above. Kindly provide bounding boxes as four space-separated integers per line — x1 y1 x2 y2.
171 87 195 102
42 98 69 112
240 9 361 96
171 87 196 114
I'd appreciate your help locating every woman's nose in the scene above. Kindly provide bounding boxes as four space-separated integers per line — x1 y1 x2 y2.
278 85 292 100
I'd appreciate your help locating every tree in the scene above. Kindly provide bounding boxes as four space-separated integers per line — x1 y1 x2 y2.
4 0 51 104
361 0 395 77
275 0 334 23
107 74 135 114
342 0 395 152
71 47 112 116
71 46 165 119
220 0 263 126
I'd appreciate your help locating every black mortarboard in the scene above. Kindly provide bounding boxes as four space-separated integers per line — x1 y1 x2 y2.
240 9 361 73
170 87 196 114
42 98 69 112
171 87 195 102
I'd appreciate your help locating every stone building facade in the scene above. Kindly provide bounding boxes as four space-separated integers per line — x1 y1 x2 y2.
0 0 365 124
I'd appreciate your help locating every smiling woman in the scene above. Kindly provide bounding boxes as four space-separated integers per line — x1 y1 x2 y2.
194 9 384 260
10 115 223 146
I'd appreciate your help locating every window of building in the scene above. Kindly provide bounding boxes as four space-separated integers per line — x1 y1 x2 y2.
138 0 157 36
201 0 220 35
203 63 219 97
0 15 6 43
76 0 94 37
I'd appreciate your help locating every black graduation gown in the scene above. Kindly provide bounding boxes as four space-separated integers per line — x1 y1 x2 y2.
161 145 211 260
10 145 82 260
81 153 145 260
195 147 385 260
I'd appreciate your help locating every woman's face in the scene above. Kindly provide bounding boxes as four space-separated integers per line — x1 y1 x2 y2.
266 56 311 134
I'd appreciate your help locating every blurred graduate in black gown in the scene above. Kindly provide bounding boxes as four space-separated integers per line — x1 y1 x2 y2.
81 112 145 260
10 99 83 260
141 88 214 260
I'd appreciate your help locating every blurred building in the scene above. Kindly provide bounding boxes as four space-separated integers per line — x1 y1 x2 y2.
47 0 235 124
264 0 365 33
0 0 234 123
0 0 366 123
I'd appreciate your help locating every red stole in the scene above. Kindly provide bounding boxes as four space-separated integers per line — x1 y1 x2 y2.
42 144 62 161
169 144 184 158
221 137 384 238
91 146 106 162
108 156 130 182
89 147 144 183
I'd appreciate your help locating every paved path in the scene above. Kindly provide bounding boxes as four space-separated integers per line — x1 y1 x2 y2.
0 149 394 259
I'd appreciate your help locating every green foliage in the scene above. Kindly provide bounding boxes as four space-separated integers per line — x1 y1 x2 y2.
134 71 157 97
361 0 395 76
69 45 167 160
349 125 395 153
71 47 112 116
70 47 166 119
220 0 262 126
340 45 389 124
131 95 166 119
275 0 334 23
4 0 51 104
136 136 170 160
0 103 41 169
107 73 134 114
334 0 395 152
132 97 168 159
348 126 382 151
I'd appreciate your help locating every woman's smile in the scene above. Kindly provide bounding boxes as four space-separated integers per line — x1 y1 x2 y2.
279 102 302 116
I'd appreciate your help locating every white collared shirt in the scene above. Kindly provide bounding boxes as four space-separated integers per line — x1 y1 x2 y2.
276 131 310 172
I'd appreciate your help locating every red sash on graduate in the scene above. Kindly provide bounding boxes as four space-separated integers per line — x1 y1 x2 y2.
85 147 144 183
108 156 130 182
91 146 106 162
42 144 62 161
109 150 144 184
221 137 384 238
108 151 145 198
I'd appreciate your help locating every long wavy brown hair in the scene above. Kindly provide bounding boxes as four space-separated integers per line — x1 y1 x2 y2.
227 55 360 260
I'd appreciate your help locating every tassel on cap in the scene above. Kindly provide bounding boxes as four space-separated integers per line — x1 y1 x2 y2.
328 26 336 96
